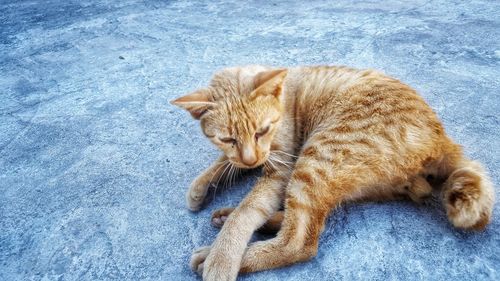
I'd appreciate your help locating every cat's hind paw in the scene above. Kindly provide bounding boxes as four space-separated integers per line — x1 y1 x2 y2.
211 207 235 228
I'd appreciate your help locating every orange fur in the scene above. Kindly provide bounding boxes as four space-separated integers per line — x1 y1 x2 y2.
172 65 495 281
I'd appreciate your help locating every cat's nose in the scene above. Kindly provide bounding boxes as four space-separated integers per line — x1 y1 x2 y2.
241 146 258 166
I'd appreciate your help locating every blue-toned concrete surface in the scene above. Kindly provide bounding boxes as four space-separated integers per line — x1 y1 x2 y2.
1 0 499 280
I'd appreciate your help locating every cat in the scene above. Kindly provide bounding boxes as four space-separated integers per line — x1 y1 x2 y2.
171 65 495 281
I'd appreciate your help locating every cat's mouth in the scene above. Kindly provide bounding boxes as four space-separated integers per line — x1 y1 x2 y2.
231 159 266 169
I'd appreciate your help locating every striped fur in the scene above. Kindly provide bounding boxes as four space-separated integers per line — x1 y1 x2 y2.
172 65 495 281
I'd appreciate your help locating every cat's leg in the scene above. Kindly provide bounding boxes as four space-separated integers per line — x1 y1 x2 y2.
354 175 433 204
236 133 387 273
258 211 284 233
190 173 288 281
238 147 378 273
186 155 231 211
211 207 284 233
405 176 433 203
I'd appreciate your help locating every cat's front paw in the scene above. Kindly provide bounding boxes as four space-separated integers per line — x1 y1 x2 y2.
190 245 238 281
202 247 238 281
186 178 211 211
190 246 211 275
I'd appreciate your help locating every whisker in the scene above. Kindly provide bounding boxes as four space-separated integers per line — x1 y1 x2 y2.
229 164 237 189
227 165 233 189
222 165 230 189
209 160 229 184
224 163 235 189
270 156 295 165
214 161 230 186
267 157 279 170
268 157 287 173
269 154 293 168
231 166 240 188
213 161 231 199
267 158 289 178
272 150 298 158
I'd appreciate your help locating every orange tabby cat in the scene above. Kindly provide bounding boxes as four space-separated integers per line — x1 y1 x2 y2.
171 65 495 281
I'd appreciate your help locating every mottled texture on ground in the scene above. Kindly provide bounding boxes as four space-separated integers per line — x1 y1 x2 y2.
1 0 499 280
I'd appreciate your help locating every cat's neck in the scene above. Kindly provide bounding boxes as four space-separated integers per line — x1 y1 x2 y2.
272 68 303 155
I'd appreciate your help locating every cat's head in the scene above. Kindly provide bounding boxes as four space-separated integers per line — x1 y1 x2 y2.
171 66 287 169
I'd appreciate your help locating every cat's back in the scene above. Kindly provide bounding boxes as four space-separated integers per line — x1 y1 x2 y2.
289 65 382 96
283 66 445 162
288 65 423 106
286 65 439 127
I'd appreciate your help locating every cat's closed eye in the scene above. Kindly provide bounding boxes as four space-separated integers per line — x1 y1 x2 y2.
220 137 237 145
255 125 270 140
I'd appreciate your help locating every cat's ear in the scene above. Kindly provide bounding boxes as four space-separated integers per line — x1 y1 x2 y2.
250 69 288 100
253 69 287 89
170 89 216 119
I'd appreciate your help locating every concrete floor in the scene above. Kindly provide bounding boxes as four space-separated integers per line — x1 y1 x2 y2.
1 0 499 280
